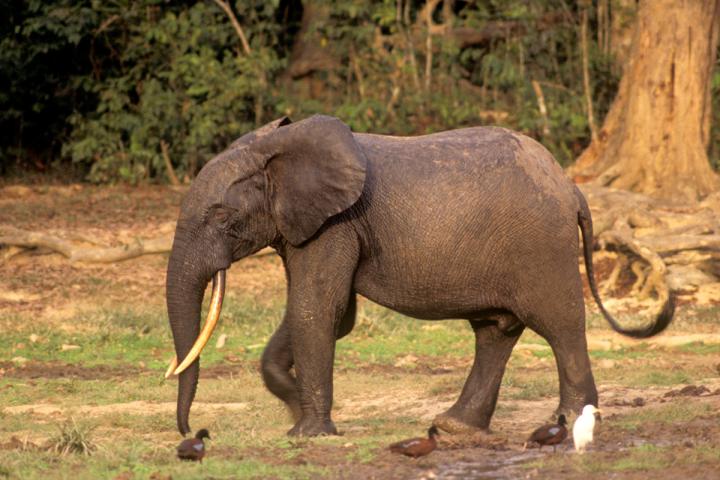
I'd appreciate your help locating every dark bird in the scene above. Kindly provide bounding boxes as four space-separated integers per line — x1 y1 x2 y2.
524 415 568 452
176 428 210 462
389 426 439 458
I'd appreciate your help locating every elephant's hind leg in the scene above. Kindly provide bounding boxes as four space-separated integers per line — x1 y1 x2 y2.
434 314 523 433
261 319 300 420
531 305 598 419
261 295 357 421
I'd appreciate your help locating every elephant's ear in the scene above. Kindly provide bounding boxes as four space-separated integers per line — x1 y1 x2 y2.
251 115 367 246
228 116 293 149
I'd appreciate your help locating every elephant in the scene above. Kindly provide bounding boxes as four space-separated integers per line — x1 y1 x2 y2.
165 114 674 437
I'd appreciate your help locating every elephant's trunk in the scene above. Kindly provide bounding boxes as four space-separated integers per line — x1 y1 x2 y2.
166 232 225 435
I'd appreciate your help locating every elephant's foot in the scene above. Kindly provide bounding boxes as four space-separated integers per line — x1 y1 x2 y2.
287 416 338 437
555 387 598 423
555 398 594 424
433 409 489 434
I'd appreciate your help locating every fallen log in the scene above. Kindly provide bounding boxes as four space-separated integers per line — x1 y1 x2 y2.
0 227 273 264
0 226 172 263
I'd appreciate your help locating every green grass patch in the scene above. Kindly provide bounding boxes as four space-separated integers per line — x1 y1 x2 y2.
677 342 720 355
608 444 670 471
339 304 474 364
3 295 719 478
0 448 329 480
527 443 716 474
589 346 654 360
631 369 692 386
1 298 286 371
529 348 554 359
344 438 381 464
613 403 714 432
502 373 558 400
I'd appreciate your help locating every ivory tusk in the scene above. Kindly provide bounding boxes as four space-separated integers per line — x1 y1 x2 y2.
168 269 226 377
164 356 178 379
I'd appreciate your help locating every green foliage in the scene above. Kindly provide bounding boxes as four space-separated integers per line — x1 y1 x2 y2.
0 0 100 173
11 0 716 182
63 1 285 183
285 0 615 167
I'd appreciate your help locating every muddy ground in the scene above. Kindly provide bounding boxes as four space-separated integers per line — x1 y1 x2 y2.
1 183 719 479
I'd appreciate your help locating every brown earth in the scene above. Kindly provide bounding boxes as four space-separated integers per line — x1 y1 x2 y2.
2 184 720 479
0 184 285 322
3 375 719 479
0 182 707 323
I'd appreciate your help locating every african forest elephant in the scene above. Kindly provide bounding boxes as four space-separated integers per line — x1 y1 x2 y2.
165 115 674 437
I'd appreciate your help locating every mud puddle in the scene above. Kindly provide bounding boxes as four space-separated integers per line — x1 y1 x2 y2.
433 450 544 480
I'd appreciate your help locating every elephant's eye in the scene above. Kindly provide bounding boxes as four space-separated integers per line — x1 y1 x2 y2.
206 205 235 230
210 208 231 224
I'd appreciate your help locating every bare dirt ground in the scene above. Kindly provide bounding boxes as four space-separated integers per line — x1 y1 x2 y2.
1 183 719 479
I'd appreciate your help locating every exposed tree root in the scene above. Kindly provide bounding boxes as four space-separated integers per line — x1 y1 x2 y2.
597 218 669 303
580 184 720 300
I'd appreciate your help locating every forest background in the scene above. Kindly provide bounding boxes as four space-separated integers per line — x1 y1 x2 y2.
3 0 718 196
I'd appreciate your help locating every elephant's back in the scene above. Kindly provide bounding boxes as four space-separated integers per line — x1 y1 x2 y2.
356 127 525 180
354 127 577 215
350 127 580 318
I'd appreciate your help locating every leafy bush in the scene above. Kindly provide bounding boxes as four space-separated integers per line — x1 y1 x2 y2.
5 0 691 182
63 1 285 183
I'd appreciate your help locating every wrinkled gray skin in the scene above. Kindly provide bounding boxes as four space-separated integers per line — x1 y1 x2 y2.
167 115 674 437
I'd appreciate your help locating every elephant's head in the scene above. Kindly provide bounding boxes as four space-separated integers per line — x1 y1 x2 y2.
165 115 367 435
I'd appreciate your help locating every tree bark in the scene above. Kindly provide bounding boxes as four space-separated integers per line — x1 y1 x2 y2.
570 0 720 203
283 2 338 80
609 0 637 70
580 5 598 141
160 140 181 186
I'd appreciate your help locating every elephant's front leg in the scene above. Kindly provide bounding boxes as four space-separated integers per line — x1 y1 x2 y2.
285 306 338 436
434 316 524 433
284 236 358 436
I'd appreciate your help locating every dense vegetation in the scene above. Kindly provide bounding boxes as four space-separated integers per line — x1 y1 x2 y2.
0 0 717 183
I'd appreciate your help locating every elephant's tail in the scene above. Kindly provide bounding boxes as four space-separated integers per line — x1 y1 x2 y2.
574 186 674 338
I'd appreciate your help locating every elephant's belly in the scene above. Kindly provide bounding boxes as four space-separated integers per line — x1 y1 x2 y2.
351 224 577 320
352 266 497 320
355 286 492 320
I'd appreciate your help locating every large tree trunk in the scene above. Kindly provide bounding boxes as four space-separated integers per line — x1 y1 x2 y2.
280 2 340 103
570 0 720 203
